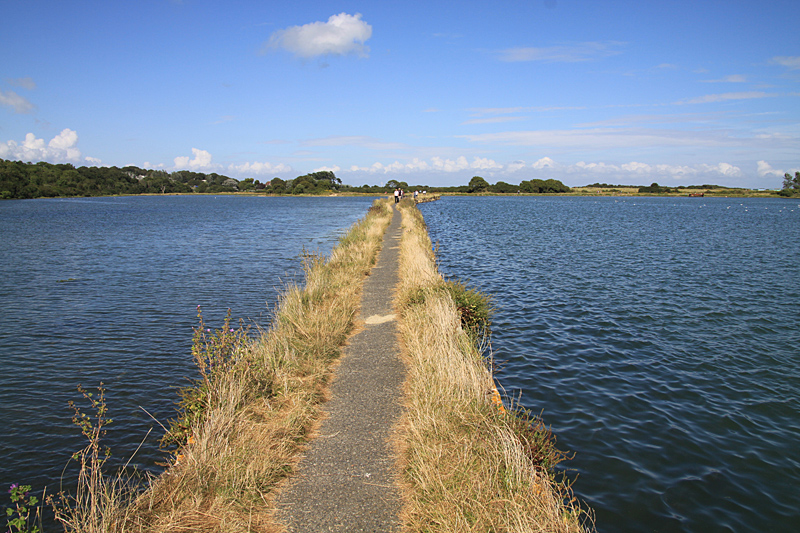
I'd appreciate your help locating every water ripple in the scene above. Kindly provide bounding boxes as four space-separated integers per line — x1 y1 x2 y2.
421 196 800 532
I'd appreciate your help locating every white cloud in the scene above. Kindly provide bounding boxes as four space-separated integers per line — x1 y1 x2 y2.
462 116 526 125
497 41 623 63
342 156 500 175
675 91 775 105
5 77 36 90
174 148 215 170
771 56 800 70
333 154 766 187
700 74 747 83
312 165 341 173
0 129 81 162
85 156 102 165
302 135 407 151
757 160 786 178
227 161 293 176
505 160 527 172
531 156 556 169
0 90 35 113
264 13 372 59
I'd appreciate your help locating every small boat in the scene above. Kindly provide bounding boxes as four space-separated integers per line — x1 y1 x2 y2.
688 192 705 197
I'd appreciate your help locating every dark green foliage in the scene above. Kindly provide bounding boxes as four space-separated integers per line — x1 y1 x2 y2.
519 178 571 193
780 171 800 197
160 308 252 451
286 171 341 194
489 181 518 193
468 176 490 193
0 158 242 199
405 279 493 338
638 182 673 194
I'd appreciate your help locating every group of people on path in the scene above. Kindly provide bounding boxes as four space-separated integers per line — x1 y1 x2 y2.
394 188 426 203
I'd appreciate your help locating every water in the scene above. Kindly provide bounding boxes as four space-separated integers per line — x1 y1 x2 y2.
419 196 800 532
0 195 376 503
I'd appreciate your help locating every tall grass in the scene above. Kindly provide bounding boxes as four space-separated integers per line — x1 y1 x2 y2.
394 199 594 532
50 199 393 532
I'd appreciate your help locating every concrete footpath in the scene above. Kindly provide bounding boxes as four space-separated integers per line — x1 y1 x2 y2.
275 205 405 532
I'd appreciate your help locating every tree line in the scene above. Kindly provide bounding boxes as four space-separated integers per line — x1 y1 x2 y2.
1 158 577 199
0 159 244 199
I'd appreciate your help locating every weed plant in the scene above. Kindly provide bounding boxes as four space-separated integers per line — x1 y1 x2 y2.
5 484 42 533
395 200 593 532
47 384 142 533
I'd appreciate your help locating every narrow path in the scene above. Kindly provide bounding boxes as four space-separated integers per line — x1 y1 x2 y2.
275 206 405 532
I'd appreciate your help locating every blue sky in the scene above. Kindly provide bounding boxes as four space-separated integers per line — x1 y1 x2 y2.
2 0 798 188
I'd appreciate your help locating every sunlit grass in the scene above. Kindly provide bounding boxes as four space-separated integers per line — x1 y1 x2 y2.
394 199 594 532
50 199 393 533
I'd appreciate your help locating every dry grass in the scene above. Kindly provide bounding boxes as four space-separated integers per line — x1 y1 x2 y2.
394 199 594 533
53 199 393 533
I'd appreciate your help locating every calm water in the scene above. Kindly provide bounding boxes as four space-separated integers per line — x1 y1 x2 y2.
0 195 376 503
420 196 800 532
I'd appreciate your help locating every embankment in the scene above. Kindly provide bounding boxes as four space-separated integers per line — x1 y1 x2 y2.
59 197 590 532
394 198 591 532
78 199 395 532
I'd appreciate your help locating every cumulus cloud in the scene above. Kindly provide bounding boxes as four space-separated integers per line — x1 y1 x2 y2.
342 156 501 175
0 90 35 113
313 165 341 173
228 161 293 176
566 160 744 181
497 41 623 63
757 160 786 178
531 156 556 169
334 154 758 186
0 129 81 162
264 13 372 59
174 148 215 170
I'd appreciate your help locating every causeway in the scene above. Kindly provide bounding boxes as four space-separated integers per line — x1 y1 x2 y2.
275 205 405 531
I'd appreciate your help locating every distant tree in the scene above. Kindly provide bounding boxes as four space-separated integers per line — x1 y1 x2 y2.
638 182 672 194
385 179 409 190
490 181 517 193
268 177 286 193
468 176 490 192
780 171 800 197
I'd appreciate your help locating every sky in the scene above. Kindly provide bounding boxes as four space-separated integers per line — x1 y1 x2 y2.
1 0 799 188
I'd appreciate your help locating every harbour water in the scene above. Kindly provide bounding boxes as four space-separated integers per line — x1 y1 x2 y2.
0 195 376 504
419 196 799 532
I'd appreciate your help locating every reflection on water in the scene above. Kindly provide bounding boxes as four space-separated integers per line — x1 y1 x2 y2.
420 196 800 532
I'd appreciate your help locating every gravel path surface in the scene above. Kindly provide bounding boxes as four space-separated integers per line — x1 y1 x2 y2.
275 206 405 532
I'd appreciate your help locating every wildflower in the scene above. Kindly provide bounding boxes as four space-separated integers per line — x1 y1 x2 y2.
9 483 18 492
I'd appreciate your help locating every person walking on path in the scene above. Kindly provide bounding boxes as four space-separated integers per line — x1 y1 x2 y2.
394 188 400 203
